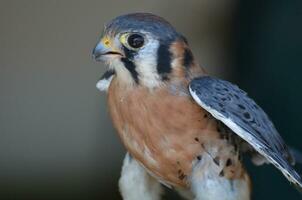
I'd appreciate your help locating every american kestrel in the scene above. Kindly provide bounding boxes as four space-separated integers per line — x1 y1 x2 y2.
92 13 302 200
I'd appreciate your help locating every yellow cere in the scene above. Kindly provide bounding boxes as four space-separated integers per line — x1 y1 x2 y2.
101 37 112 48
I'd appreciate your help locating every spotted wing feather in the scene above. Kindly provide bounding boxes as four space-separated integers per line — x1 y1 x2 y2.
189 76 302 188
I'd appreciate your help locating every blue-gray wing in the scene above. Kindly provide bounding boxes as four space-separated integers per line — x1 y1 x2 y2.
189 76 302 188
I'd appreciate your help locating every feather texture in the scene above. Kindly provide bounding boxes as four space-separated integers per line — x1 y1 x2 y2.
189 76 302 188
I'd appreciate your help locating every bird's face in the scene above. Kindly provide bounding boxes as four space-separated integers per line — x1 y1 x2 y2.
93 13 193 88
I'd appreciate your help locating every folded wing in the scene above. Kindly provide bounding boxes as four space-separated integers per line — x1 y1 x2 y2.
189 76 302 188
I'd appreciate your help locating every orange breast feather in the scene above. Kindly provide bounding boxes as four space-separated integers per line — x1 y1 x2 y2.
108 79 247 188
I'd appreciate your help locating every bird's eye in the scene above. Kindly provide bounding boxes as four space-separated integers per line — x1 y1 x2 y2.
127 34 144 49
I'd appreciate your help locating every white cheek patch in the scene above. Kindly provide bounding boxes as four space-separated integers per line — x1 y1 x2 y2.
135 38 162 88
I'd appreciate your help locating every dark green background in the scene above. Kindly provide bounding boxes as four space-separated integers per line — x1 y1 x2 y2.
0 0 301 199
234 1 302 199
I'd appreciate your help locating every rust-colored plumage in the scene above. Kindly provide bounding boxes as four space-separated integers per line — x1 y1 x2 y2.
93 12 301 200
107 50 249 188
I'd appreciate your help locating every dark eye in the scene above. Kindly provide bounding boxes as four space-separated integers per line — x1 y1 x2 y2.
127 34 144 49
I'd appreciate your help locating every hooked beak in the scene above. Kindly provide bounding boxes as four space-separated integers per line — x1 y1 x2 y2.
92 38 123 61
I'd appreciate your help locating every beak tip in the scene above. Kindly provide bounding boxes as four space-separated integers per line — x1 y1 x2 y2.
92 42 106 61
92 49 96 60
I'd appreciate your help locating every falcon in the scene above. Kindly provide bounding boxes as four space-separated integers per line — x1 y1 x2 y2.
92 13 302 200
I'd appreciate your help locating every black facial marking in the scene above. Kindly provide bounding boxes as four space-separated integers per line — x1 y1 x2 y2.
122 45 136 60
157 44 172 80
100 69 115 80
197 155 202 160
203 114 208 118
120 58 139 83
183 48 193 68
194 137 199 142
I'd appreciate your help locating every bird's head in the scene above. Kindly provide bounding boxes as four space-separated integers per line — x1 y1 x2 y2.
93 13 201 88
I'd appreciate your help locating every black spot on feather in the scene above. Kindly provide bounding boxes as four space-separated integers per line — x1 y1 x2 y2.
214 156 220 166
243 112 251 119
238 104 246 110
226 158 232 167
219 170 224 177
216 126 222 133
178 173 186 180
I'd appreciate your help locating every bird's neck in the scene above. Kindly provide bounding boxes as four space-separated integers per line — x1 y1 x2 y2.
166 40 207 85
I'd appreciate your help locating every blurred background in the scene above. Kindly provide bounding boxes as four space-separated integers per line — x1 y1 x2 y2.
0 0 301 199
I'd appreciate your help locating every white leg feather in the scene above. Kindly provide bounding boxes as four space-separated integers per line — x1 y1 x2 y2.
119 153 163 200
190 154 250 200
